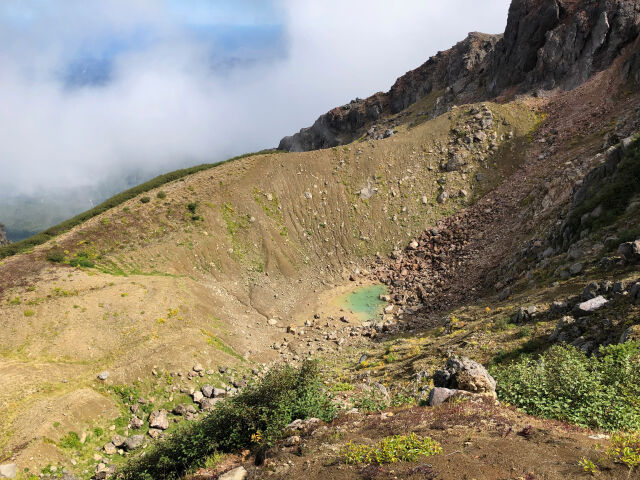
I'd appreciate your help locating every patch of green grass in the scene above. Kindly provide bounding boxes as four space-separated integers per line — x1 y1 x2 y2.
59 432 82 450
342 433 442 465
491 342 640 431
201 329 244 361
118 361 335 480
329 382 354 392
23 310 35 317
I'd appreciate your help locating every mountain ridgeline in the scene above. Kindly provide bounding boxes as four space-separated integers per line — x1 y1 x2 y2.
3 0 640 478
279 0 640 152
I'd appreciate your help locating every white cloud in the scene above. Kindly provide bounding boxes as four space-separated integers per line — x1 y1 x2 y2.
0 0 511 196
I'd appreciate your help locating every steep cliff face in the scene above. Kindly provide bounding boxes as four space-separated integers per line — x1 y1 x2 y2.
0 224 8 246
279 0 640 152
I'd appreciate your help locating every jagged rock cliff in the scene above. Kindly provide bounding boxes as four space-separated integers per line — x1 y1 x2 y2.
0 224 8 246
279 0 640 152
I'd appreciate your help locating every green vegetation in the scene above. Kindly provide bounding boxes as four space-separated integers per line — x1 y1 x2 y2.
606 431 640 469
491 342 640 431
118 361 335 480
156 191 167 199
58 432 82 450
139 196 151 204
342 433 442 465
0 149 281 260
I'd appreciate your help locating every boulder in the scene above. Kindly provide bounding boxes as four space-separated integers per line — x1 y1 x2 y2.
575 296 608 314
513 306 537 323
124 435 144 451
549 316 576 342
149 410 169 430
219 467 248 480
618 240 640 261
0 464 16 479
201 385 214 398
129 415 143 429
427 387 460 406
581 282 599 301
103 442 117 455
433 357 496 395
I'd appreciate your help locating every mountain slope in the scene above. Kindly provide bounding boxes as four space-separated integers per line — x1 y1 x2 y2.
2 0 640 478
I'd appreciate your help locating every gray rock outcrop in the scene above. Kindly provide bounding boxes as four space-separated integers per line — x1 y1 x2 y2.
279 0 640 153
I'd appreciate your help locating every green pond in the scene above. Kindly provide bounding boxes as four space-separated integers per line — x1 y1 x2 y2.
339 284 388 321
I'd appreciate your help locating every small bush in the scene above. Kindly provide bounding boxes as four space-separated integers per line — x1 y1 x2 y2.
187 202 198 214
606 431 640 469
156 191 167 199
24 310 35 317
118 361 335 480
59 432 82 449
342 433 442 465
46 250 64 263
491 342 640 430
69 257 95 268
140 196 151 203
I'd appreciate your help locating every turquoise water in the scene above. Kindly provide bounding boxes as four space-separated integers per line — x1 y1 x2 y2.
340 284 388 321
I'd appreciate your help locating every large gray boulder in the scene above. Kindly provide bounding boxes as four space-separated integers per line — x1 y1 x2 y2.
433 357 496 395
618 240 640 261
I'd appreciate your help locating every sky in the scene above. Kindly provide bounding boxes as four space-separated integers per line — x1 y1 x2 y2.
0 0 512 198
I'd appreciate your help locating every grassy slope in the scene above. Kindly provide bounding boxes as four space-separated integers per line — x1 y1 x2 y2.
0 100 539 475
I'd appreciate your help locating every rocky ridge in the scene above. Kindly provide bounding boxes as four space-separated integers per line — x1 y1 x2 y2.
279 0 640 152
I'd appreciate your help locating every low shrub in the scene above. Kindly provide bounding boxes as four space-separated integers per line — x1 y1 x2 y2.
46 250 64 263
140 196 151 204
342 433 442 465
491 342 640 431
605 431 640 469
118 361 335 480
156 191 167 199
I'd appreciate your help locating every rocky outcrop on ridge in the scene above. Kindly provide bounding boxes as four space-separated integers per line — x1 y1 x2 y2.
279 0 640 152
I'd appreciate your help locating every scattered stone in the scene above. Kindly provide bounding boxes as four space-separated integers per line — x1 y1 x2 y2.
575 296 608 314
149 410 169 430
550 301 568 315
219 467 247 480
199 398 219 411
201 385 214 398
618 240 640 261
437 191 449 204
0 464 16 479
147 428 162 439
129 416 143 429
193 391 204 403
97 371 109 381
103 442 117 455
427 387 459 407
124 435 144 451
111 435 126 447
193 364 204 373
569 263 583 275
513 306 537 324
581 282 600 301
284 435 301 446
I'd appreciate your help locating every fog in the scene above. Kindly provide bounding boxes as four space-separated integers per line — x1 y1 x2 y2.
0 0 511 198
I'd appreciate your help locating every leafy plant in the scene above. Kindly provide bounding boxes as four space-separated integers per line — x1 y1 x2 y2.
605 431 640 469
342 433 442 465
579 457 599 474
46 250 65 263
156 191 167 199
118 361 335 480
140 196 151 204
491 343 640 431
